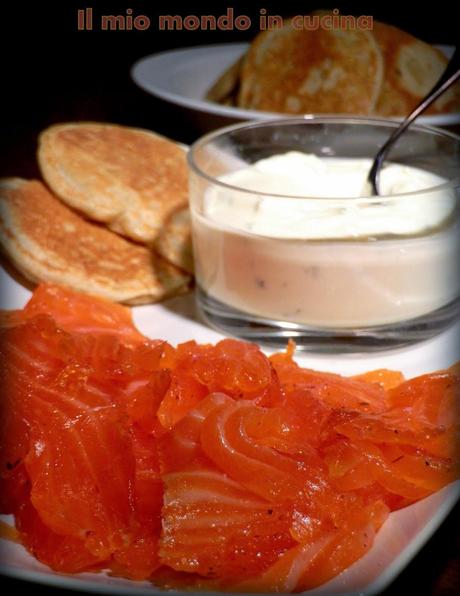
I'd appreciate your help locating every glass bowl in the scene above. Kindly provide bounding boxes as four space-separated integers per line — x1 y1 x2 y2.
188 117 460 352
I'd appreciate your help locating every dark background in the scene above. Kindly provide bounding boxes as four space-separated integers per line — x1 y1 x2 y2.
1 1 459 594
1 0 459 176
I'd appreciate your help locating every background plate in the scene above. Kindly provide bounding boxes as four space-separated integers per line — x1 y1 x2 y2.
131 43 459 133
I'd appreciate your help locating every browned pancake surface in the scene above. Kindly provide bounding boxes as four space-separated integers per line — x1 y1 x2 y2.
0 178 190 304
238 22 383 115
205 56 243 105
38 123 189 244
373 22 460 116
154 207 194 274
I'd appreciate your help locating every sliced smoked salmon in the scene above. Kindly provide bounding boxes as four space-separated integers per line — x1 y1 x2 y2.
0 284 458 591
22 283 146 345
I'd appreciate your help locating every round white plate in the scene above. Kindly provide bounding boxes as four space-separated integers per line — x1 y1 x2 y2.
1 265 459 594
131 43 459 133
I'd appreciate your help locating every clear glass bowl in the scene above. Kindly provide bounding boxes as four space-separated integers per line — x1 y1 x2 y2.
188 117 460 352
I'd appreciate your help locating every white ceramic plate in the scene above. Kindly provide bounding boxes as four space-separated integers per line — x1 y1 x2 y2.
131 43 459 133
1 265 459 594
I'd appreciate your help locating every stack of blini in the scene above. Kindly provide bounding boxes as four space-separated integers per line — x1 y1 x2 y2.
207 18 460 117
0 123 193 304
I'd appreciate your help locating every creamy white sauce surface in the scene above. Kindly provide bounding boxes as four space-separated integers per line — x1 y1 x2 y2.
204 152 454 239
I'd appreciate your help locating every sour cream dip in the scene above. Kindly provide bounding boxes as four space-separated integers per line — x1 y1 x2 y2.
191 152 460 328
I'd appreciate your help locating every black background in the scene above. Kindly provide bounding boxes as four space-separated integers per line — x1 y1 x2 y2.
1 0 459 176
1 1 459 594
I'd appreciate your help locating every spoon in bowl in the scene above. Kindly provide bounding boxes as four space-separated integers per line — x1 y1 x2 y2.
367 47 460 196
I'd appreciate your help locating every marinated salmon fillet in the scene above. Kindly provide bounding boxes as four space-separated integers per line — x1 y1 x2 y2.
158 394 298 582
22 283 146 344
0 283 458 591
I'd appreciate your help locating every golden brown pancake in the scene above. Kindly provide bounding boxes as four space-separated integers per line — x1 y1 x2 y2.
238 19 383 115
37 122 189 245
0 178 190 304
373 22 460 116
205 56 243 105
154 207 194 274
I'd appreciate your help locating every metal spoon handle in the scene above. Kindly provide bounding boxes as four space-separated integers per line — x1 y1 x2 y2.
368 48 460 195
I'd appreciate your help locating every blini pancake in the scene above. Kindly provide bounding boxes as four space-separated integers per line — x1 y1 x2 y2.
238 20 383 115
0 178 190 304
373 21 460 116
205 56 244 105
38 122 189 245
154 207 194 274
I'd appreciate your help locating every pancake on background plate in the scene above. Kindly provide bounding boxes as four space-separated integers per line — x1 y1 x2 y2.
373 21 460 116
210 15 459 118
0 178 190 304
38 122 189 246
237 19 383 115
205 55 244 105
